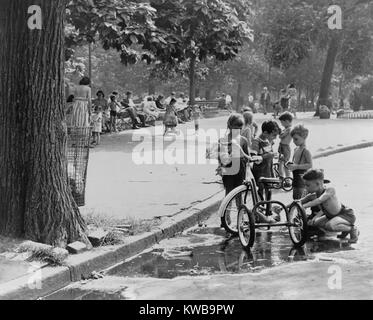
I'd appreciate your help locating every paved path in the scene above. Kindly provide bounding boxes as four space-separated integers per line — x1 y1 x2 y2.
82 112 373 221
47 147 373 300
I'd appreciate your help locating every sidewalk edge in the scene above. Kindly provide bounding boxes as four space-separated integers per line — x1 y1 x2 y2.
0 191 223 300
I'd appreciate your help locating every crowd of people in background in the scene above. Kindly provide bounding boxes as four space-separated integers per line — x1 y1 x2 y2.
65 76 210 147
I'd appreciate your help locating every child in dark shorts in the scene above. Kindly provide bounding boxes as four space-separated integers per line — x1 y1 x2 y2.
299 169 359 243
218 113 249 195
287 124 312 199
251 120 280 199
108 95 120 133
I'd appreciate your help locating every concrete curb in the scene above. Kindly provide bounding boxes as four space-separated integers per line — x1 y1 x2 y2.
313 140 373 159
0 191 223 300
1 139 373 300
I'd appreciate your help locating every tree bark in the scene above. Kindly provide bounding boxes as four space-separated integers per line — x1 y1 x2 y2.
148 75 156 95
236 81 242 112
316 33 342 116
0 0 88 246
189 55 196 106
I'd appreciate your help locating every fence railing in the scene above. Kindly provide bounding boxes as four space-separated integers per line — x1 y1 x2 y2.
66 126 92 207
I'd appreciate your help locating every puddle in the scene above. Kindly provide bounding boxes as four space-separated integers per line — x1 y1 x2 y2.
107 227 354 279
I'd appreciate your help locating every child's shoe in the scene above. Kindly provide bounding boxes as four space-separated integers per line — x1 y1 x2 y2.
348 227 360 244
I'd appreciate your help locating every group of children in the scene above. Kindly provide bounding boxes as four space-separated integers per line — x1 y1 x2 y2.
218 111 359 243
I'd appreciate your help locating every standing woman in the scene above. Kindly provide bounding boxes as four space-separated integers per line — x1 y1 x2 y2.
70 77 92 127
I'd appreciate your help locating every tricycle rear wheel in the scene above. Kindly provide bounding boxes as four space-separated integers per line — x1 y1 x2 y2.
238 205 256 249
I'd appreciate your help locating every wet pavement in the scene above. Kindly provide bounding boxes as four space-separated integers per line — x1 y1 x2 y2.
45 147 373 300
105 227 355 279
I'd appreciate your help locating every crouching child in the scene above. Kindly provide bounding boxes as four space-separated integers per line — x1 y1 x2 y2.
299 169 359 243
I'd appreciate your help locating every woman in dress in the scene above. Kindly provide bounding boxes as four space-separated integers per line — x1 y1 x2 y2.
163 98 178 135
70 77 92 127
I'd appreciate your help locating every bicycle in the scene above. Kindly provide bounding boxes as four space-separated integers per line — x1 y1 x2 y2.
219 156 277 236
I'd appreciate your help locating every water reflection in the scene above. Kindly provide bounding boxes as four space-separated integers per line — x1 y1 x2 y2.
107 228 354 279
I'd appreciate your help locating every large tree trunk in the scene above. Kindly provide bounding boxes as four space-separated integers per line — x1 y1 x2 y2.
316 33 342 116
189 55 196 106
0 0 88 246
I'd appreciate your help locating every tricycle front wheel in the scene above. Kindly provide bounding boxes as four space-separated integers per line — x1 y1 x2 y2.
238 205 256 249
287 202 308 247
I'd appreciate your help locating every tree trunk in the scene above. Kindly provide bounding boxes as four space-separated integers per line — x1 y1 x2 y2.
189 55 196 106
88 42 92 86
148 75 156 95
236 81 242 112
316 33 342 116
0 0 88 246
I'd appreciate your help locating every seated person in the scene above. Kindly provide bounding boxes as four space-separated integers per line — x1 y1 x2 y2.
299 169 359 243
121 91 144 129
155 95 166 110
143 96 160 124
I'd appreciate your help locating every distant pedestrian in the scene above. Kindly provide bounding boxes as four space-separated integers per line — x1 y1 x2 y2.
260 87 271 115
280 89 289 111
163 98 178 135
287 84 298 118
192 104 202 135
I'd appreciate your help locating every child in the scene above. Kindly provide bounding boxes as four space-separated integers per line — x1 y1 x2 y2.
108 95 121 133
242 109 258 136
241 111 257 150
278 112 293 183
218 113 249 195
219 115 279 225
163 98 178 135
91 106 102 146
251 120 280 198
299 169 359 243
192 104 202 135
287 124 313 199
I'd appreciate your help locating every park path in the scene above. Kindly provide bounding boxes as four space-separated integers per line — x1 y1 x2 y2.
81 112 373 221
46 147 373 300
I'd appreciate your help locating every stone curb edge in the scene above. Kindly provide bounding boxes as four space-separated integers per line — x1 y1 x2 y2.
313 140 373 159
0 191 223 300
1 139 373 300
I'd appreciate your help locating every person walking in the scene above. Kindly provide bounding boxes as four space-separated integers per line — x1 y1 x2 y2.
260 87 271 115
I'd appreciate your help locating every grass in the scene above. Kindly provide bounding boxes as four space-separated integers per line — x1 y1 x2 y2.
83 210 164 246
17 241 68 266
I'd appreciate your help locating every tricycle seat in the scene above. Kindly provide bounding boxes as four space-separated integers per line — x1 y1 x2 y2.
259 177 281 185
